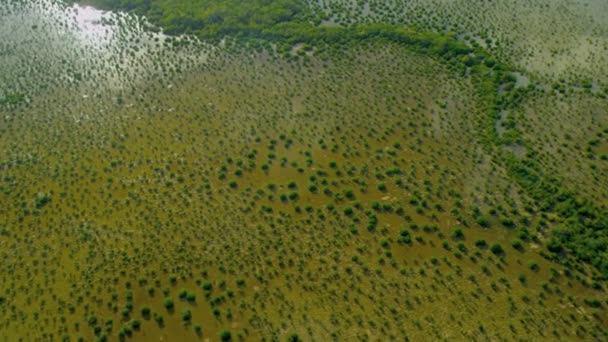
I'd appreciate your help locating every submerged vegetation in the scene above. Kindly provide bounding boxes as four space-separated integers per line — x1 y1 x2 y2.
79 0 608 282
1 0 607 340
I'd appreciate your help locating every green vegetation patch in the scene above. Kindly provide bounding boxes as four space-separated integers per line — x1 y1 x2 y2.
75 0 308 37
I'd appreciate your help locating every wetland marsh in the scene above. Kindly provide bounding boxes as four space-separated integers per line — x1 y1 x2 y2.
1 0 607 341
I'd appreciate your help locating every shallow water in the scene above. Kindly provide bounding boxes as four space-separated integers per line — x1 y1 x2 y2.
0 0 213 101
1 1 606 341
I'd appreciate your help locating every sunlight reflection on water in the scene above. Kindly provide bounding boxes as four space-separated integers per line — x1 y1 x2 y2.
1 0 212 97
66 4 113 44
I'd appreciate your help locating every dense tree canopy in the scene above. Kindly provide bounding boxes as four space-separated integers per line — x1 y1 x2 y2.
77 0 307 37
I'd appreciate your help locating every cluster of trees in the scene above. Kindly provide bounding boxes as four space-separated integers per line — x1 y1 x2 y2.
72 0 608 282
0 93 25 107
74 0 472 62
76 0 307 37
506 154 608 279
467 44 608 280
